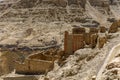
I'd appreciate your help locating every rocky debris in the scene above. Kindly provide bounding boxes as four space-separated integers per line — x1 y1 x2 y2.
84 33 91 45
15 57 54 75
106 62 120 70
99 26 106 33
107 17 116 22
24 28 35 37
102 69 120 80
0 51 21 76
108 22 118 33
102 60 120 80
53 0 67 7
89 0 109 7
90 34 98 48
98 37 107 49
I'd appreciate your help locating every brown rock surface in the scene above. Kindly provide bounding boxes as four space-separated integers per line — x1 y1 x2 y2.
72 27 85 34
90 34 98 48
98 37 107 48
109 22 118 33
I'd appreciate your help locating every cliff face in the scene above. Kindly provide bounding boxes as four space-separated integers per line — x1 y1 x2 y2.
0 0 119 50
0 0 114 24
14 0 86 8
0 0 84 23
12 0 111 8
0 0 120 80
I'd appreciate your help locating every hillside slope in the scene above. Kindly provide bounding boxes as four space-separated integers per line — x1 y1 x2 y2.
0 0 120 80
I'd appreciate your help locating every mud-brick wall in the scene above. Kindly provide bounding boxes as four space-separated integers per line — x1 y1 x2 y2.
64 31 84 54
29 59 54 74
15 59 54 74
15 60 29 74
4 76 38 80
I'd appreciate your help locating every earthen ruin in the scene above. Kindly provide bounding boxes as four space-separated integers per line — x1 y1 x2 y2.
0 0 120 80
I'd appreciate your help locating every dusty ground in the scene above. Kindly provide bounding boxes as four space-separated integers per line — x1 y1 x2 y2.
0 0 120 80
0 32 120 80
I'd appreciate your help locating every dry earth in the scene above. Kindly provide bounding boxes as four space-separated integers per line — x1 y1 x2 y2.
0 0 120 80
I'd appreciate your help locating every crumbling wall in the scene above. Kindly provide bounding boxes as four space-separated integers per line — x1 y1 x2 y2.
100 26 106 33
72 27 85 34
64 31 84 54
72 34 84 51
98 37 107 48
89 28 99 34
108 22 118 33
15 60 29 74
3 76 38 80
15 59 54 74
28 53 53 61
15 51 56 74
0 51 21 76
84 33 92 45
29 59 54 74
64 25 111 54
90 34 98 48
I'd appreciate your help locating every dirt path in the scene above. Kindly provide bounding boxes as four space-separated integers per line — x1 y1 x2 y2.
96 43 120 80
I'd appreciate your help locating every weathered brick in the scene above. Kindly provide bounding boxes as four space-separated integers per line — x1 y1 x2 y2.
89 28 99 34
90 34 98 48
99 26 106 33
64 31 84 54
84 33 92 45
15 53 54 74
72 34 84 52
64 31 69 54
108 22 118 33
98 37 107 48
117 20 120 27
72 27 85 34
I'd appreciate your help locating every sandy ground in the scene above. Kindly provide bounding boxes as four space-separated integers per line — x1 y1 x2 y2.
0 0 120 80
0 32 120 80
43 32 120 80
